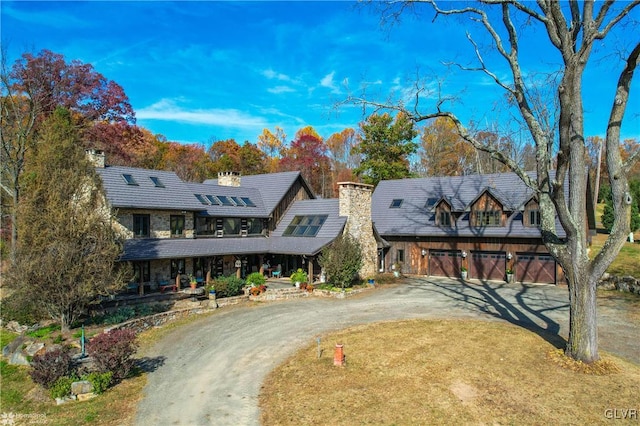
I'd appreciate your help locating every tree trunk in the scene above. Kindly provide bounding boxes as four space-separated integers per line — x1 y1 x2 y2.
565 269 599 362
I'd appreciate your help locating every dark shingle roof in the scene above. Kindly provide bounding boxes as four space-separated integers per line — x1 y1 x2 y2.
185 183 270 218
96 166 204 211
121 198 347 260
205 171 308 213
372 171 563 238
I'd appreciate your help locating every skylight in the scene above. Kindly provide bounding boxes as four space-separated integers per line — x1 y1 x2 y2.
283 215 328 237
241 197 256 207
122 174 138 186
194 194 209 205
390 199 403 208
205 195 220 205
425 197 439 208
149 176 164 188
230 196 245 206
216 195 235 206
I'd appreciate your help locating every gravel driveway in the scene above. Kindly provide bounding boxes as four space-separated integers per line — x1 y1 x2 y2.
134 277 638 426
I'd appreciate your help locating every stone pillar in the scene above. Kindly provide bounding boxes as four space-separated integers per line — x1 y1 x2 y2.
338 182 377 279
218 171 241 187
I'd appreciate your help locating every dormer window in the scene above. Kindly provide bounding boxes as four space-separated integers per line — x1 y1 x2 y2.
529 210 541 227
390 199 403 208
475 211 501 226
439 211 452 227
524 198 541 227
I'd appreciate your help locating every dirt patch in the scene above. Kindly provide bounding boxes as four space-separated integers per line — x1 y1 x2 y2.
449 381 478 405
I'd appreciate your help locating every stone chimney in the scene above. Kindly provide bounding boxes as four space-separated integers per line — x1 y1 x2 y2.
85 149 105 168
338 182 377 279
217 171 241 187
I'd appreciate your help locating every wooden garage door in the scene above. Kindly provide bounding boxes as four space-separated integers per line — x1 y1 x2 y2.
471 251 506 281
429 250 461 278
516 253 556 284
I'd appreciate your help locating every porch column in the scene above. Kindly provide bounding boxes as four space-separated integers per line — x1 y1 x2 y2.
138 263 144 296
308 259 313 284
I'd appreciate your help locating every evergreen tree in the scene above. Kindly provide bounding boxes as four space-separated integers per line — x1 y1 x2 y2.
7 107 128 331
354 112 418 187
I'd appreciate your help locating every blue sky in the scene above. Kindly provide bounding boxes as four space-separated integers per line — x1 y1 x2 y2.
2 1 638 146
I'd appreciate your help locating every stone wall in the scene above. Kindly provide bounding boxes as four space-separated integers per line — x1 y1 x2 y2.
116 209 195 239
597 274 640 295
338 182 377 279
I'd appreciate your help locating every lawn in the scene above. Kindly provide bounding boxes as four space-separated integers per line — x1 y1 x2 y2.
0 313 212 425
260 319 640 425
591 203 640 277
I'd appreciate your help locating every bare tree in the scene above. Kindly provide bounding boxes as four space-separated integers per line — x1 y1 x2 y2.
349 0 639 363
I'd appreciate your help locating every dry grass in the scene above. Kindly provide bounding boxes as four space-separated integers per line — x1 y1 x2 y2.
0 311 216 425
260 319 640 425
592 203 640 277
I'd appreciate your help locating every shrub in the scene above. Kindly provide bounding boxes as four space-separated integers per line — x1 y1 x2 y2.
87 329 138 382
290 268 308 284
319 234 363 289
246 272 266 286
29 348 74 389
213 275 245 298
85 371 113 394
49 375 77 399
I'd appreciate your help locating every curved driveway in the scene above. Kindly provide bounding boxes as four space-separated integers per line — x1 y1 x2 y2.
135 277 638 426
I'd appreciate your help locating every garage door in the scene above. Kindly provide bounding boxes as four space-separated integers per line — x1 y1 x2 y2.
516 253 556 284
429 250 461 278
470 251 506 281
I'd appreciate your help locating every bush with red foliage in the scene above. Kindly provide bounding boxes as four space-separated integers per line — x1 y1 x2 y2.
87 329 138 382
29 348 74 389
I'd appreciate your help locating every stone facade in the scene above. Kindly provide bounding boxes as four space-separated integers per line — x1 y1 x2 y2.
116 209 195 239
217 171 241 187
338 182 377 279
85 149 105 168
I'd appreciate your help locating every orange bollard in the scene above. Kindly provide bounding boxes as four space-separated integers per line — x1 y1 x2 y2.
334 344 345 366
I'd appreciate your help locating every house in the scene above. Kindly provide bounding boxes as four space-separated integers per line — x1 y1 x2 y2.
90 148 593 290
88 150 378 294
372 172 596 284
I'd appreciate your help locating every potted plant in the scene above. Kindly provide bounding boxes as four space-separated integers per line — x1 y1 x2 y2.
461 266 468 280
189 274 197 289
506 268 514 283
290 268 308 288
246 272 266 287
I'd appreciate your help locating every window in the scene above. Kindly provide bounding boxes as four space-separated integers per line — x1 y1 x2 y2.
122 174 138 186
217 195 234 206
230 196 245 206
223 218 240 235
283 215 328 237
132 261 150 283
205 195 220 205
149 176 164 187
439 211 452 227
195 194 209 205
133 214 150 237
241 197 256 207
170 259 185 279
390 199 403 208
246 218 263 234
529 210 541 227
425 197 439 208
475 210 501 226
170 215 185 237
397 249 405 263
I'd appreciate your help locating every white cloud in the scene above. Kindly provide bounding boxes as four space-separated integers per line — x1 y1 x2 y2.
267 85 296 94
262 68 292 82
320 71 341 94
137 99 267 128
